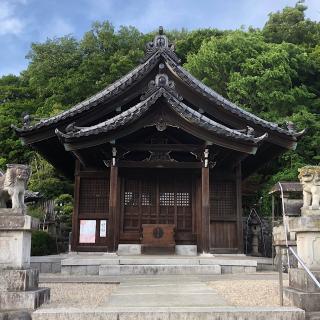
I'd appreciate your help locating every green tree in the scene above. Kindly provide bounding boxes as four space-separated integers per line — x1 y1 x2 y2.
0 75 36 166
28 155 73 199
185 31 267 96
263 1 320 46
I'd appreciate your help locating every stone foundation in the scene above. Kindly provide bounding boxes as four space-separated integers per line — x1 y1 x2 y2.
175 245 197 256
117 244 142 255
285 213 320 313
0 209 50 311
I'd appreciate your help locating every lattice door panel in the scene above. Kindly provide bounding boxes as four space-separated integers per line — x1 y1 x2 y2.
79 177 109 216
159 177 175 225
141 179 157 225
175 178 192 232
123 179 141 231
210 181 236 218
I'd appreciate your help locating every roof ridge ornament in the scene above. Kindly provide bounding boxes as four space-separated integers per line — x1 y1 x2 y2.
140 64 182 101
142 26 180 64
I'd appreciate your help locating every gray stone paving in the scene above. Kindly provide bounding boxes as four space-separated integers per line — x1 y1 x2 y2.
33 273 305 320
108 277 227 307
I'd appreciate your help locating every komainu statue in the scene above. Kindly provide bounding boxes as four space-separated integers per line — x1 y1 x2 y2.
0 164 31 210
298 166 320 210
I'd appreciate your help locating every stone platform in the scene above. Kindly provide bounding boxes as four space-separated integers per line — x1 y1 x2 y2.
33 274 304 320
58 254 260 276
0 210 50 311
32 306 305 320
284 268 320 312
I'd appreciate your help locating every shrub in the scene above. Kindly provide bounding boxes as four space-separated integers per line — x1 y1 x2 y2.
31 230 57 256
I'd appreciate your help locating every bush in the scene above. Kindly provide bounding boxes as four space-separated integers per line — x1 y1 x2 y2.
31 230 57 256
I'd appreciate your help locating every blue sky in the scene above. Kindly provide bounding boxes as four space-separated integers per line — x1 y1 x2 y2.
0 0 319 76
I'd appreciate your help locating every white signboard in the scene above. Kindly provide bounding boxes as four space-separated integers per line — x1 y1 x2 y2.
100 220 107 237
79 220 96 243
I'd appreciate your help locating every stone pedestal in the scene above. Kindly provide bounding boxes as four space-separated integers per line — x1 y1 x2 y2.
285 268 320 312
284 215 320 313
0 209 50 311
288 215 320 271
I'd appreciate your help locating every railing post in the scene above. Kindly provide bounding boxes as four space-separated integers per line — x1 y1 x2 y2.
278 246 284 306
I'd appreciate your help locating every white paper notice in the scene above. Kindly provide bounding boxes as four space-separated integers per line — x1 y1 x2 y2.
100 220 107 237
79 220 96 243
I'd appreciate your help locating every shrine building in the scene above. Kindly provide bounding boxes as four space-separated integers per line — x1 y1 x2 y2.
14 28 302 254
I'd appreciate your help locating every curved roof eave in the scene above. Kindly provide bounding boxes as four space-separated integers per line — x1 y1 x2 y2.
164 57 298 142
55 87 265 152
15 51 162 135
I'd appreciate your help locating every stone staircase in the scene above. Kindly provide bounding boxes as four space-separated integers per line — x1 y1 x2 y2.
60 255 258 276
32 275 305 320
32 307 305 320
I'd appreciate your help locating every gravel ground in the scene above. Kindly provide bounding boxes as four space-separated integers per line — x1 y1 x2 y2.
208 279 291 307
39 278 291 308
39 283 118 308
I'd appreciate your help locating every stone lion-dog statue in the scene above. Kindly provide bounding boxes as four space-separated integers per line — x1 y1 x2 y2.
298 165 320 210
0 164 31 210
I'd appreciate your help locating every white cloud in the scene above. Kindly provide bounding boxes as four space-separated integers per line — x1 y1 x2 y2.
0 0 26 36
42 17 75 39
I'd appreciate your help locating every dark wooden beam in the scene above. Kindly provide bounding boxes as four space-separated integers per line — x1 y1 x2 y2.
117 160 202 169
117 144 203 152
236 162 244 253
71 150 88 167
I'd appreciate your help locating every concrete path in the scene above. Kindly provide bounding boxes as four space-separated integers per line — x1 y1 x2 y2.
34 273 305 320
108 276 227 307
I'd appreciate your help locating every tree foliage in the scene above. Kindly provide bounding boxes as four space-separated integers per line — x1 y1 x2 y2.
0 4 319 215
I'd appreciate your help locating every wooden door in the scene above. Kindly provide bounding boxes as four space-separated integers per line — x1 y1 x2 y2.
210 180 238 252
75 173 110 251
120 170 194 244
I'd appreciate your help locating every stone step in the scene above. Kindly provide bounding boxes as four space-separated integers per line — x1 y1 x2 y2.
306 312 320 320
98 264 221 276
32 306 305 320
60 257 257 275
0 287 50 311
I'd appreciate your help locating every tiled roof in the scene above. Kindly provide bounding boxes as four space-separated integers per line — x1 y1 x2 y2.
56 86 265 146
165 58 299 139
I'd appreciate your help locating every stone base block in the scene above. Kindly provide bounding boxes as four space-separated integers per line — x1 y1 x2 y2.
284 287 320 312
288 215 320 232
306 312 320 320
296 232 320 270
117 244 141 256
0 268 39 291
61 265 99 275
301 208 320 216
175 245 197 256
0 311 31 320
0 231 31 269
0 214 38 269
0 214 38 230
99 264 221 276
289 268 320 293
0 287 50 311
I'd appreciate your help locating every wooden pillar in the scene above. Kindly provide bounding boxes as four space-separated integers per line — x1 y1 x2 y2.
196 176 203 252
236 161 244 253
71 160 80 251
108 147 119 252
201 148 210 253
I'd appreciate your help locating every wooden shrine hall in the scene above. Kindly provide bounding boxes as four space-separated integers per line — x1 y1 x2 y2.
15 27 302 253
